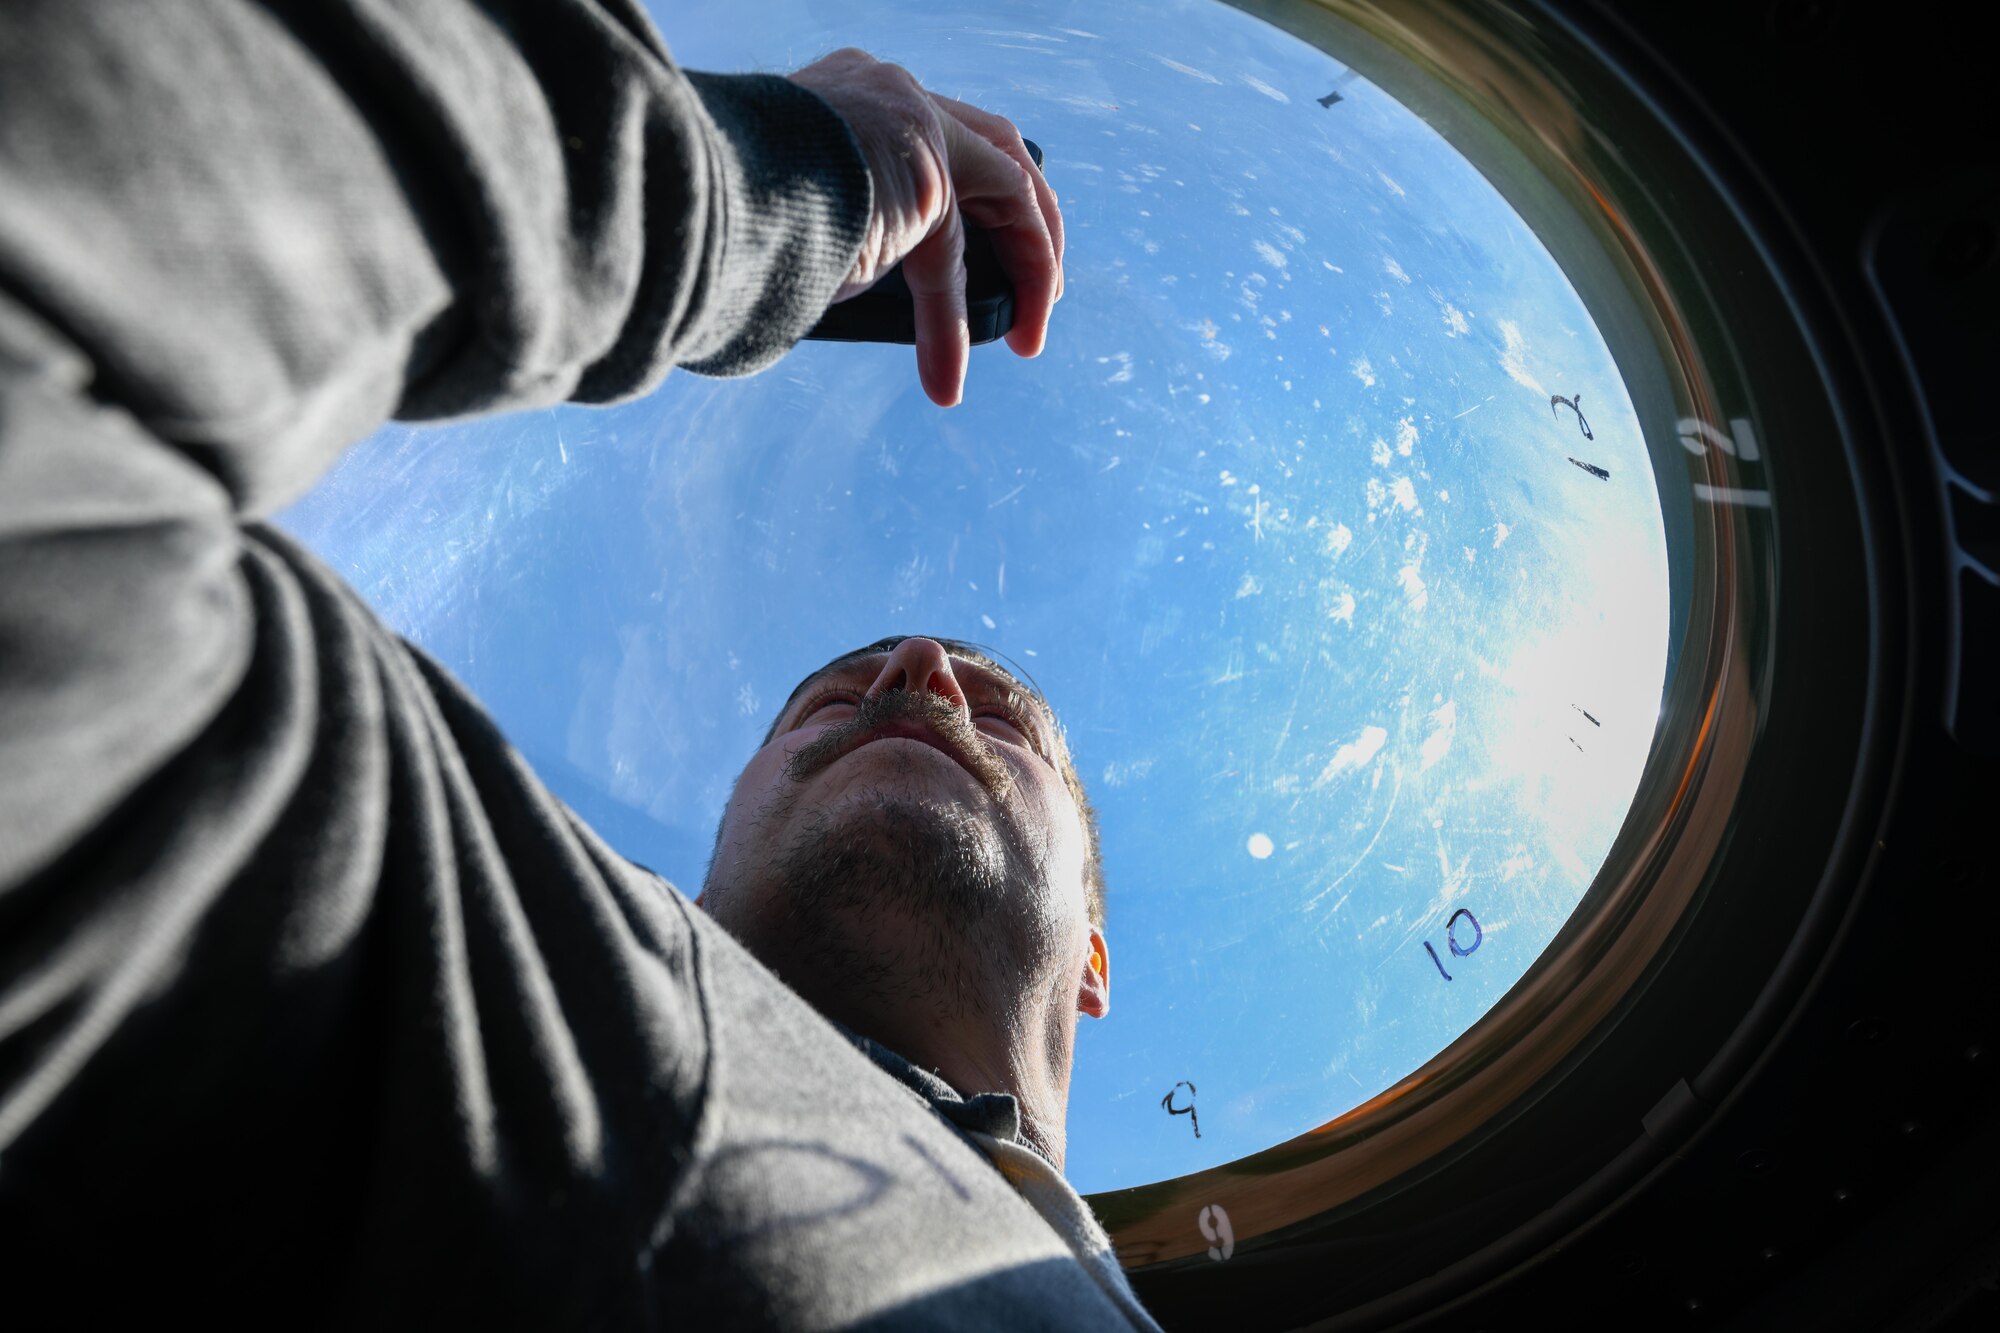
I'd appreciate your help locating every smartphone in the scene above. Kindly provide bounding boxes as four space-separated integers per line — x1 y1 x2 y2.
805 138 1045 346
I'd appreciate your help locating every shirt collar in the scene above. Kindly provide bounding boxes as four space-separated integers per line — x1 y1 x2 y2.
833 1023 1028 1148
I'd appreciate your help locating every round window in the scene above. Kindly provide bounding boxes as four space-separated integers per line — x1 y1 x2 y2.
282 0 1683 1206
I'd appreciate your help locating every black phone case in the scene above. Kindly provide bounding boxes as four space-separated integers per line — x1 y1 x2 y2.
805 139 1044 346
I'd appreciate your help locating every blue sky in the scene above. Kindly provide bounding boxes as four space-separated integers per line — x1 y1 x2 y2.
280 0 1670 1193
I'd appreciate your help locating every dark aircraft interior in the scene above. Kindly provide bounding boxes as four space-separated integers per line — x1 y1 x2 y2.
1088 1 1996 1328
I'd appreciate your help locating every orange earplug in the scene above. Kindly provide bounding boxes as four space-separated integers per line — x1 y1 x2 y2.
1089 949 1104 977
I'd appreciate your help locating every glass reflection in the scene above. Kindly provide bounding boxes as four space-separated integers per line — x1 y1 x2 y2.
278 0 1671 1192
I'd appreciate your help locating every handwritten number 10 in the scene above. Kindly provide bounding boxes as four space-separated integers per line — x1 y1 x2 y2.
1423 908 1483 980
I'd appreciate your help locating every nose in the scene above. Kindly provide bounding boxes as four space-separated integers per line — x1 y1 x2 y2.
866 637 968 713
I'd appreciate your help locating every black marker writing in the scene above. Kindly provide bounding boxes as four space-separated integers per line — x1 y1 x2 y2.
1426 909 1484 979
1162 1081 1201 1138
1551 393 1594 439
1568 457 1611 480
1318 89 1344 108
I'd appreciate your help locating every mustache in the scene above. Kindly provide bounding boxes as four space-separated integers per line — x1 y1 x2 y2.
782 688 1014 798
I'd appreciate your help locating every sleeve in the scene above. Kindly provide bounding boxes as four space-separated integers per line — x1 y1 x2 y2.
0 0 867 1318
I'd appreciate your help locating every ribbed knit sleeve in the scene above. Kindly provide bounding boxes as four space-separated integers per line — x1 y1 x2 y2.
0 1 869 1321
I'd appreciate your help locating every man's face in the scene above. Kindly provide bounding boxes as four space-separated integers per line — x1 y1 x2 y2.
701 637 1099 1021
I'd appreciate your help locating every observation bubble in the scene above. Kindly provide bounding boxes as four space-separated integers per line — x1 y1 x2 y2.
280 0 1672 1194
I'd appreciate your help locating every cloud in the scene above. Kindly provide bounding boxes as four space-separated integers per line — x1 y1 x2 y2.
1397 532 1429 610
1155 54 1221 83
1497 319 1545 393
1397 561 1428 610
1420 700 1457 769
1316 725 1388 785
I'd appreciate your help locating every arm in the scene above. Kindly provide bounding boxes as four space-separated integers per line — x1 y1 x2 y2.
0 0 874 516
0 0 858 1313
0 0 878 900
1 7 1066 1310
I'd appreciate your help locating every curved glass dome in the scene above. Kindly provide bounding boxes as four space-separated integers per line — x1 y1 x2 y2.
279 0 1672 1195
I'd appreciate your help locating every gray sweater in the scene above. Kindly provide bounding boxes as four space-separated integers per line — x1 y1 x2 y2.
0 1 1155 1326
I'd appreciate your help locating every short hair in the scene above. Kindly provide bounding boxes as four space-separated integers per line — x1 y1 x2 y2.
765 636 1106 931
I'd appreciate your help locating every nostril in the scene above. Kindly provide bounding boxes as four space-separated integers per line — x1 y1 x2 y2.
873 636 962 704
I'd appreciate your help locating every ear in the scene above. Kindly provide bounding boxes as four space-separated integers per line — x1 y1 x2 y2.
1077 927 1110 1019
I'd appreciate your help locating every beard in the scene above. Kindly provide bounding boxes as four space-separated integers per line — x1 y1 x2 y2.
767 771 1044 1023
706 688 1067 1027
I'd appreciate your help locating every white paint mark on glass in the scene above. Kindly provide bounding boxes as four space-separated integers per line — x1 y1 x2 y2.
1200 1204 1235 1262
1693 484 1772 508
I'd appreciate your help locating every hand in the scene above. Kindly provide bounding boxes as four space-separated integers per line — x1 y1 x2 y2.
788 49 1065 407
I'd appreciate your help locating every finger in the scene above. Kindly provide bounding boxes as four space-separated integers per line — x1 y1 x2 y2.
974 176 1059 359
935 113 1058 359
982 210 1059 359
934 95 1065 303
903 208 970 406
1030 154 1064 303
